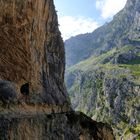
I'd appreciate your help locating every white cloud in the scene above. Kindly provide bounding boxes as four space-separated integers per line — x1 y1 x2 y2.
58 16 99 40
96 0 127 19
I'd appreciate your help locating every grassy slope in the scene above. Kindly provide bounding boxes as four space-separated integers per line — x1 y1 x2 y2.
66 45 140 139
67 45 140 82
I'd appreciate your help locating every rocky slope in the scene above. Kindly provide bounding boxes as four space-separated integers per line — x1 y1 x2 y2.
66 46 140 139
65 0 140 67
0 111 115 140
0 0 114 139
66 0 140 139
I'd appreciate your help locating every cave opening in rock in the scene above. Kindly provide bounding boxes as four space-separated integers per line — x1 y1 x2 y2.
20 83 29 96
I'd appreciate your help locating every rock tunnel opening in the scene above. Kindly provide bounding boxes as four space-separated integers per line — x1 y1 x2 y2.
20 83 29 96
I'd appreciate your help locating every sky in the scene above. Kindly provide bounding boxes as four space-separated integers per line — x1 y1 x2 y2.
54 0 127 40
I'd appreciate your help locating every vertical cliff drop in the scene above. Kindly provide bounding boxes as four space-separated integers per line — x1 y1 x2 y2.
0 0 115 139
0 0 69 105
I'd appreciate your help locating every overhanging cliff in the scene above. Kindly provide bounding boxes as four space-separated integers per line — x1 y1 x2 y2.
0 0 68 105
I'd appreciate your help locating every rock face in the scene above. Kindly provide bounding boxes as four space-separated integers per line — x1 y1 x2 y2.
66 46 140 139
0 112 115 140
0 0 115 140
65 0 140 139
0 80 17 104
0 0 68 105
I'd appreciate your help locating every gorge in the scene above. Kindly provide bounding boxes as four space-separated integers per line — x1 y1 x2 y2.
65 0 140 139
0 0 115 140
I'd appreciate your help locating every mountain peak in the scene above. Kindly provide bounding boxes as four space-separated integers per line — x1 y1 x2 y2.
125 0 140 12
65 0 140 67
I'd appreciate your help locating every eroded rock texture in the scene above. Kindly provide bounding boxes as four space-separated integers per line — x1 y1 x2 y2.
0 112 115 140
0 0 115 139
0 0 68 105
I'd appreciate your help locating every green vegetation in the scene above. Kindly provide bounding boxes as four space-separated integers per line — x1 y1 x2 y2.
66 45 140 140
67 45 140 83
68 46 134 66
122 124 140 140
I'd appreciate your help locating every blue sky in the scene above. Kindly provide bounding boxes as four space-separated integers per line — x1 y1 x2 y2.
54 0 127 40
54 0 101 21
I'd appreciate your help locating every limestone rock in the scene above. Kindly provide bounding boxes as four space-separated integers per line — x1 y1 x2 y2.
0 112 115 140
0 80 17 104
0 0 68 105
0 0 115 139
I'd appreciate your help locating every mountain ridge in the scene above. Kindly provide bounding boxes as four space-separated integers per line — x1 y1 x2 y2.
0 0 115 139
65 0 140 67
66 0 140 139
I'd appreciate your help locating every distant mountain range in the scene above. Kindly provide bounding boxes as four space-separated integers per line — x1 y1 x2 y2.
65 0 140 67
65 0 140 139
